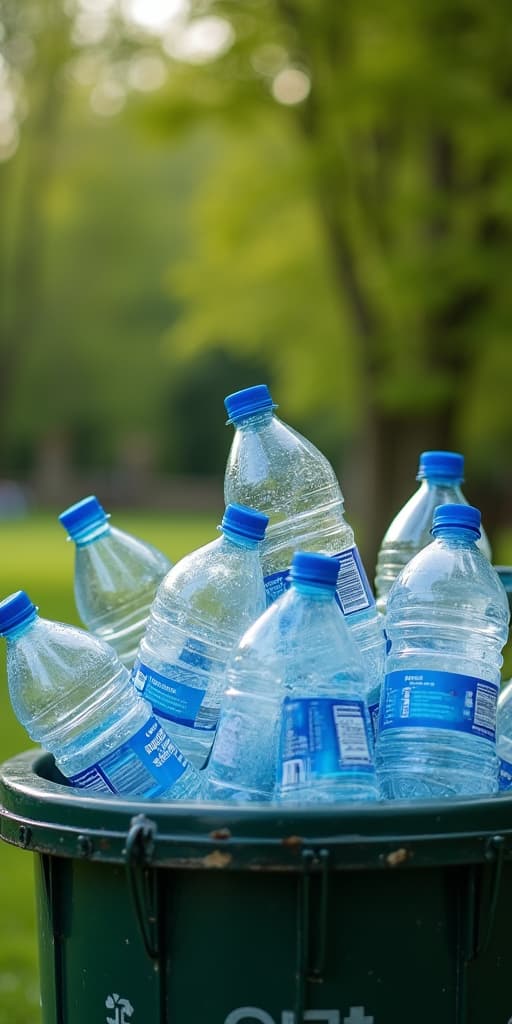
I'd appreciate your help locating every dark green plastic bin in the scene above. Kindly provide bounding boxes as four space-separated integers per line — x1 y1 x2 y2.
2 748 512 1024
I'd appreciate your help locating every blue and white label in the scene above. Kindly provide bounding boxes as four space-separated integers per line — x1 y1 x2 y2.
498 757 512 790
132 659 215 731
333 546 375 616
69 716 189 797
264 568 290 605
379 669 499 742
279 697 374 789
264 545 375 616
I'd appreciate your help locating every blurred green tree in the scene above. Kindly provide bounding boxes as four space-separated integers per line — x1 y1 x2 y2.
0 0 511 564
153 0 512 558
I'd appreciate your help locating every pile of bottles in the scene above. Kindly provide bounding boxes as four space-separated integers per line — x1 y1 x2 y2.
1 383 511 805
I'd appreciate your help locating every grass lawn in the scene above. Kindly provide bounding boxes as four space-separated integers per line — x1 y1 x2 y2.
0 509 217 1024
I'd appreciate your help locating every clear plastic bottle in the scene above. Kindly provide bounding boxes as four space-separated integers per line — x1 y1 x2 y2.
132 503 268 769
495 569 512 790
204 551 377 804
375 451 492 616
59 495 172 668
0 591 200 800
376 505 509 800
497 680 512 790
223 384 385 693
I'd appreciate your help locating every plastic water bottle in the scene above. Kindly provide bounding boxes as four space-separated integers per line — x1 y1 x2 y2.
59 495 172 668
495 568 512 790
223 384 385 692
497 680 512 790
375 451 492 616
204 551 377 804
376 505 509 799
0 591 200 800
132 503 269 769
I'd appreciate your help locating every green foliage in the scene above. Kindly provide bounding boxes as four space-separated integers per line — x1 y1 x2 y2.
1 0 512 547
166 0 512 455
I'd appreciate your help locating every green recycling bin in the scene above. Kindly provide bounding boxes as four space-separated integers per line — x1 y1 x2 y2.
2 747 512 1024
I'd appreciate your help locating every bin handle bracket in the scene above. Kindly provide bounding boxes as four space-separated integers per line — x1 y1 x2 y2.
294 847 331 1022
124 814 159 960
475 833 506 958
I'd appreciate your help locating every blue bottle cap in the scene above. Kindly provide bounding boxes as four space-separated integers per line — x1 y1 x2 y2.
417 451 464 482
58 495 108 540
431 503 481 537
224 385 277 425
290 551 339 590
221 503 269 542
0 590 37 636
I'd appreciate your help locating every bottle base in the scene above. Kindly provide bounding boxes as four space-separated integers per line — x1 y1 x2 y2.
378 767 498 801
278 779 379 804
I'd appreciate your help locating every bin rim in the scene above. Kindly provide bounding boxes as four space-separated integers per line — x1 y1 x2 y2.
2 748 512 871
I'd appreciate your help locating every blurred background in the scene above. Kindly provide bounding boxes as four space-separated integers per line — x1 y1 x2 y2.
1 1 512 1020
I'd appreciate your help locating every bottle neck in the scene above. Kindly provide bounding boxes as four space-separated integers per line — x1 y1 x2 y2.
73 521 111 548
232 409 275 432
3 612 38 641
291 581 336 601
221 529 261 551
434 527 479 545
422 477 463 490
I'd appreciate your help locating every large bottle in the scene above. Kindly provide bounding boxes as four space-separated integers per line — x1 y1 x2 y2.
59 495 172 668
495 568 512 790
497 680 512 790
223 384 385 692
375 451 492 616
0 590 200 800
376 505 509 800
132 503 268 769
204 551 377 804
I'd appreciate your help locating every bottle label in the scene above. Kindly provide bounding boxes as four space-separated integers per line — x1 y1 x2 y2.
333 546 375 616
132 659 215 731
278 697 374 789
69 716 189 797
368 699 380 743
379 669 499 742
210 711 243 769
264 545 375 616
263 567 290 605
498 757 512 790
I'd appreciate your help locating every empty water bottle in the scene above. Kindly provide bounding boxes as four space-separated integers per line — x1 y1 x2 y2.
204 551 377 804
375 451 492 616
132 503 268 769
495 569 512 790
223 384 385 691
59 495 172 668
0 591 200 799
376 505 509 799
497 680 512 790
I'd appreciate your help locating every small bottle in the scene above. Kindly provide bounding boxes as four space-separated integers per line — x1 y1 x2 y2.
223 384 385 692
495 568 512 790
204 551 377 804
59 495 172 668
497 680 512 790
376 505 509 800
132 503 268 769
375 451 492 616
0 591 200 800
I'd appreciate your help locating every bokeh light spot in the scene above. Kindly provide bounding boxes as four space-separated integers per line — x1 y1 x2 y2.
271 67 311 105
